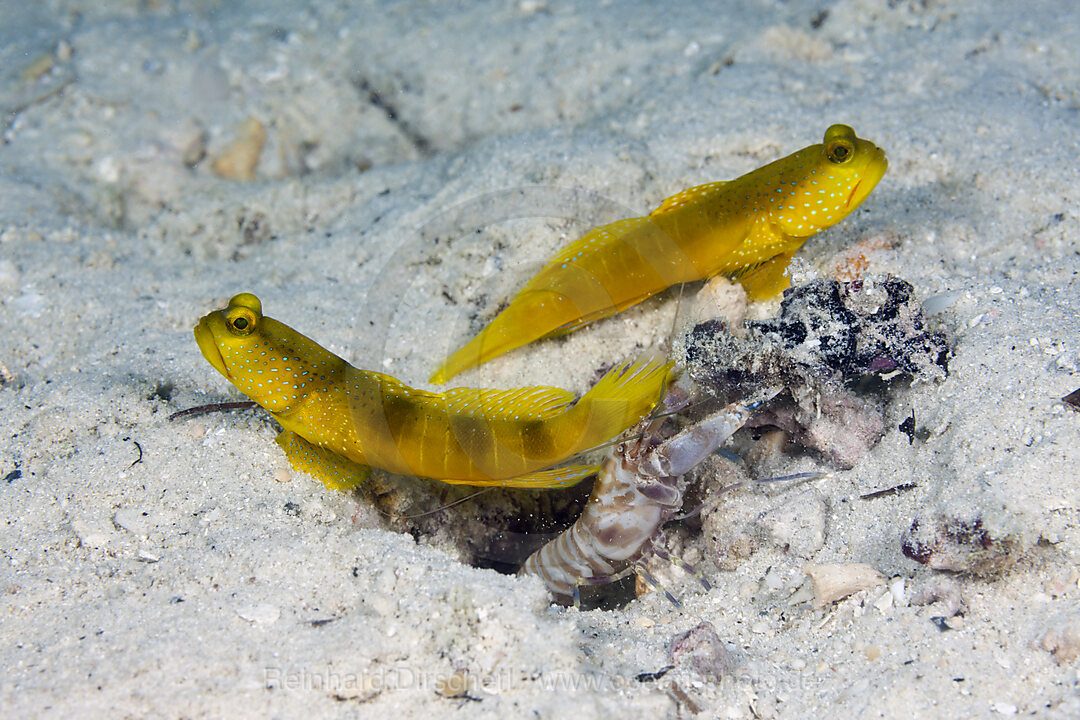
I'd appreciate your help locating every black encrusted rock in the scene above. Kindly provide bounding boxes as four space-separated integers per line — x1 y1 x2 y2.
684 275 951 468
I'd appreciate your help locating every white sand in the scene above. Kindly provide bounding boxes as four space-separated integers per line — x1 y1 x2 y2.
2 1 1078 717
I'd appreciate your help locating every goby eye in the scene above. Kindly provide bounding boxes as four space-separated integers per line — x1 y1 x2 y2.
823 123 857 165
226 307 257 335
826 139 854 164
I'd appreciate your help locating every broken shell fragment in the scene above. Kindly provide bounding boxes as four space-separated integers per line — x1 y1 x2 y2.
804 562 886 608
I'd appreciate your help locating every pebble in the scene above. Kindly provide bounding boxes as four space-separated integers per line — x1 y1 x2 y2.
1038 616 1080 664
70 518 114 549
191 55 230 101
237 603 280 624
518 1 548 15
888 577 906 606
327 673 382 701
436 671 472 698
691 275 747 325
212 117 266 181
0 259 18 292
922 291 960 314
21 53 55 82
909 577 964 617
669 621 739 681
9 290 45 317
113 508 149 537
758 490 827 558
872 590 893 614
738 581 758 601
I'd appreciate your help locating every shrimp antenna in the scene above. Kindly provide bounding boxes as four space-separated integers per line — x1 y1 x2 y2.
374 487 495 520
757 471 829 483
582 431 647 454
557 432 645 466
647 396 715 421
168 401 258 420
673 470 829 521
667 280 687 351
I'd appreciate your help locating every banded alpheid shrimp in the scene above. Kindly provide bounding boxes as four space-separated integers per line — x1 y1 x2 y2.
520 386 778 606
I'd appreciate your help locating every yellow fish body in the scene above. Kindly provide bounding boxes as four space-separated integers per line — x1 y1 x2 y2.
430 124 887 383
195 293 671 490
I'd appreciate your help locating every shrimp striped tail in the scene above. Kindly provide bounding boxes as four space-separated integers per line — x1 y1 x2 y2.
567 354 673 452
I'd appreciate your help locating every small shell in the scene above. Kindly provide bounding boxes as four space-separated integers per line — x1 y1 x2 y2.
436 671 472 698
212 117 266 181
20 52 56 82
821 231 900 282
236 603 280 624
70 517 115 549
804 562 886 608
0 359 14 387
323 674 382 702
901 510 1020 577
691 275 747 326
668 621 738 681
1038 617 1080 665
908 576 964 617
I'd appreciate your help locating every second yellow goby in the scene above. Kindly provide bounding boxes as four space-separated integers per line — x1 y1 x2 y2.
431 124 887 383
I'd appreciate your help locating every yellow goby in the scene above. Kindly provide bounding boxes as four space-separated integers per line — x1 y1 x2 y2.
431 124 887 383
195 293 671 490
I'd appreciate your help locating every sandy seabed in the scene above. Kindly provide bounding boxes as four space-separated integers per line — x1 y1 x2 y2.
1 1 1079 718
